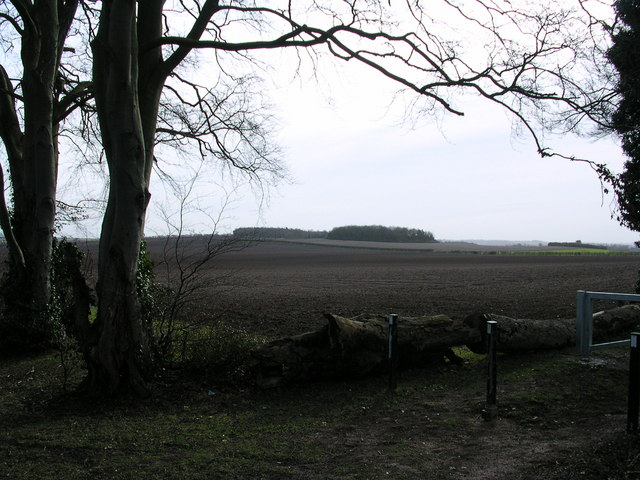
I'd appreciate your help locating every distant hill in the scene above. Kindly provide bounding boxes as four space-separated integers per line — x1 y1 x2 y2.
453 239 546 247
233 227 328 240
326 225 437 243
548 241 607 250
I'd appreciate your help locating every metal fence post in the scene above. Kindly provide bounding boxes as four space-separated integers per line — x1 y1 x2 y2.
628 332 640 434
388 314 398 391
576 290 592 356
482 320 498 421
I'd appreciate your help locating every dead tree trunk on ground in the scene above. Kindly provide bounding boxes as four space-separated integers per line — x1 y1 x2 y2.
252 313 480 388
252 306 640 387
464 305 640 354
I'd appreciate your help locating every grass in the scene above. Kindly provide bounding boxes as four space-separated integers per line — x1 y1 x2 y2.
447 248 637 256
0 346 636 479
524 248 636 256
1 369 327 479
272 239 640 256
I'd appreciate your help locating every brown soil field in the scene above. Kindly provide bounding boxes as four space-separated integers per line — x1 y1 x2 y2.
159 240 640 479
4 239 640 480
165 240 640 339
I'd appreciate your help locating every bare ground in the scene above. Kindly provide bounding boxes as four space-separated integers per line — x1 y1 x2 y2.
186 241 640 339
2 239 640 479
158 240 640 479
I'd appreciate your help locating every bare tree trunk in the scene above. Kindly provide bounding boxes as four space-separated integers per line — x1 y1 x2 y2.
0 67 26 272
0 1 77 351
84 1 152 396
84 0 222 395
84 0 196 396
18 1 63 313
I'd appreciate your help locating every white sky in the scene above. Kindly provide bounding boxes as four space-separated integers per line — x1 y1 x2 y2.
63 51 638 246
183 64 638 245
60 1 639 245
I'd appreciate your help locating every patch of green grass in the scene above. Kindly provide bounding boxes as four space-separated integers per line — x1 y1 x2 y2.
517 248 636 256
451 346 485 363
0 387 327 479
499 354 574 382
0 346 634 479
438 416 465 429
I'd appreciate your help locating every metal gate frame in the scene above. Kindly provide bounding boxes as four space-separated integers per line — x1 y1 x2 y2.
576 290 640 355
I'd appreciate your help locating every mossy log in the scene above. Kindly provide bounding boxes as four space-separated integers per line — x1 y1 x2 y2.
251 313 480 388
464 304 640 354
592 305 640 343
251 305 640 387
463 314 575 354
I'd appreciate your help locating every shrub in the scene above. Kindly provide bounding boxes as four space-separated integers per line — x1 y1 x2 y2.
172 314 265 381
48 239 91 390
0 238 90 359
137 243 264 382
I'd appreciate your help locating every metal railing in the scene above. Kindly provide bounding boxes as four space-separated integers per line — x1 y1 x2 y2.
576 290 640 355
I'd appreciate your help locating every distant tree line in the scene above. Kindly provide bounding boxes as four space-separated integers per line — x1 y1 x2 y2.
548 241 607 250
233 227 328 240
327 225 437 243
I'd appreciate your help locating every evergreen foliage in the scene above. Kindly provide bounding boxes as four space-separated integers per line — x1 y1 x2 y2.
0 239 90 358
136 241 164 327
608 0 640 231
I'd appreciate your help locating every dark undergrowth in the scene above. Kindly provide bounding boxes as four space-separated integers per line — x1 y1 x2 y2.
1 346 639 479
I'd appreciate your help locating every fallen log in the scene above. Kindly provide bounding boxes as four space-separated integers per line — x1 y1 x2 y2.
464 304 640 354
592 305 640 343
463 314 574 354
251 326 333 389
251 313 480 388
327 313 481 367
251 305 640 387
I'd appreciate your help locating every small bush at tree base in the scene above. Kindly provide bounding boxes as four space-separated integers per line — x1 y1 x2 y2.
0 238 91 359
168 313 265 382
136 243 264 382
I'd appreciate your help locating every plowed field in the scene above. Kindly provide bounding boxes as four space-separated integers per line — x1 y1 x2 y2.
180 240 640 339
3 239 640 479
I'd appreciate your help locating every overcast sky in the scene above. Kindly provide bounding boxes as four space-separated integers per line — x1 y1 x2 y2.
61 2 639 246
176 65 637 246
